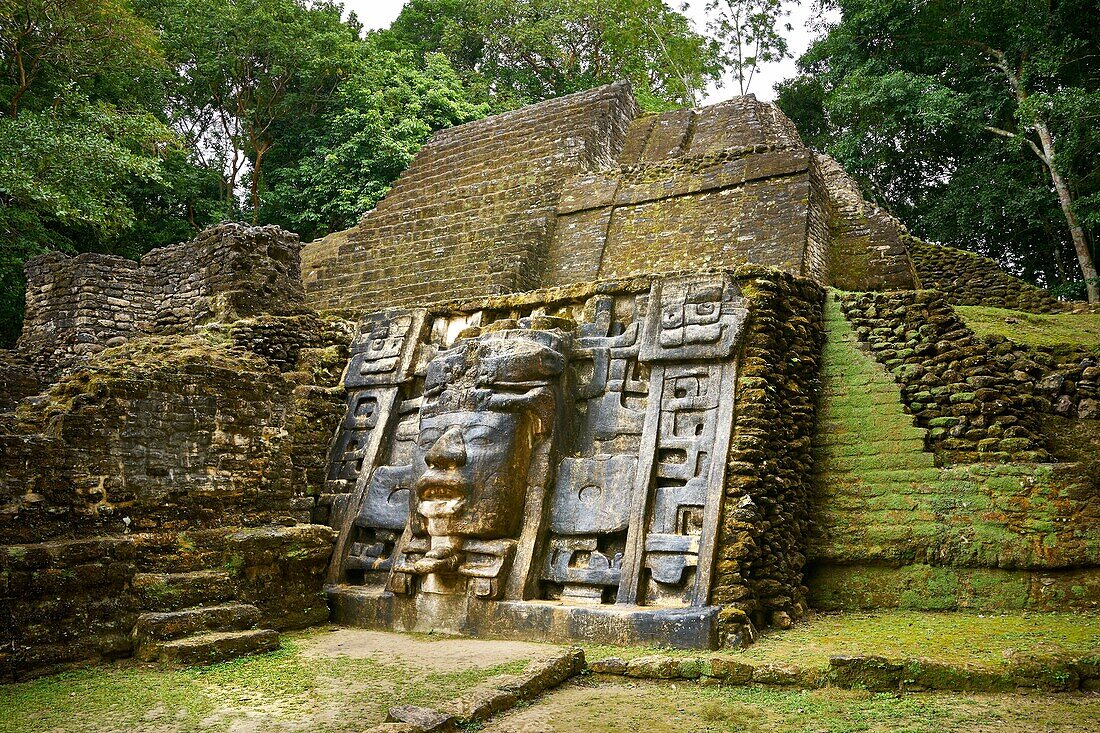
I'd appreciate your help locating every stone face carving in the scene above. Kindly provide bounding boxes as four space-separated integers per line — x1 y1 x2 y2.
325 274 748 645
392 329 567 597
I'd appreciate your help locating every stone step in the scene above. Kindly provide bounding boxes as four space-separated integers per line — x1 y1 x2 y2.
133 570 234 612
148 629 281 665
133 603 261 652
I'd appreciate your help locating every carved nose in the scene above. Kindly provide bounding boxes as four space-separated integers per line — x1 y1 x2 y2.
425 425 466 469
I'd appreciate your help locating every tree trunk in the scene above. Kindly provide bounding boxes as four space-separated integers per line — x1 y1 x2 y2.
250 142 268 224
1035 122 1099 303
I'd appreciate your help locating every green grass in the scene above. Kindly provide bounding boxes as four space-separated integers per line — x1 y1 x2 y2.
484 679 1100 733
736 610 1100 671
0 628 529 733
584 611 1100 671
954 305 1100 353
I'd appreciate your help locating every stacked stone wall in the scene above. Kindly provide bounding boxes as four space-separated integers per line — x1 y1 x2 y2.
2 224 350 680
712 273 825 633
17 223 306 377
1 525 333 681
2 329 347 544
303 87 840 316
814 154 917 291
839 291 1049 463
908 239 1066 312
0 326 348 680
302 82 639 313
0 352 41 412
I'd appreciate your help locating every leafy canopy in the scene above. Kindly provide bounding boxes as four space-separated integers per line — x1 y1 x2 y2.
776 0 1100 296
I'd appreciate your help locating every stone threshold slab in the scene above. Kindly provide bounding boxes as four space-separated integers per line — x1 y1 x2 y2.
327 585 720 649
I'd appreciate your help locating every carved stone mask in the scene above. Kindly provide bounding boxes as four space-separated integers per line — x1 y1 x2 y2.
410 328 567 546
412 410 534 538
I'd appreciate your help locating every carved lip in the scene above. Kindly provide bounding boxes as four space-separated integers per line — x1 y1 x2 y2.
415 474 467 501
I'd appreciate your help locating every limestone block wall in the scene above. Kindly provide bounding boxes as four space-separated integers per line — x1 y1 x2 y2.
0 323 349 680
18 223 306 376
808 294 1099 611
302 86 859 316
0 352 40 412
302 82 639 313
815 154 917 291
546 145 828 285
2 329 348 544
1 525 333 681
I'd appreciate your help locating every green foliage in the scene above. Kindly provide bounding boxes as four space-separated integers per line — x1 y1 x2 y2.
381 0 725 111
0 0 189 345
137 0 363 216
776 0 1100 295
706 0 793 96
261 47 487 239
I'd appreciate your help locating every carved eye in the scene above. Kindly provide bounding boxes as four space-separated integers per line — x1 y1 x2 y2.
417 431 442 450
468 435 495 447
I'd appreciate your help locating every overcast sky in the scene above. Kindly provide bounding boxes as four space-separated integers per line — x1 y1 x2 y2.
341 0 831 103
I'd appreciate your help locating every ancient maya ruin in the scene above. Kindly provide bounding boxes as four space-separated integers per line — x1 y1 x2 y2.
2 82 1098 691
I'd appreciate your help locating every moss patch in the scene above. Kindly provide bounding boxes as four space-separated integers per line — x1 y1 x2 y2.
954 305 1100 354
736 610 1100 671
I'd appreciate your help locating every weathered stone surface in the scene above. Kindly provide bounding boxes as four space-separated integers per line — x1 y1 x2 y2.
709 656 754 684
132 603 261 646
625 655 682 679
908 240 1067 313
18 223 309 377
151 628 280 665
385 705 455 732
300 84 873 314
132 570 234 612
828 654 904 691
588 657 629 675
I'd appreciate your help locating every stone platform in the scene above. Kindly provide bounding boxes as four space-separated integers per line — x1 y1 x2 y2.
328 585 721 649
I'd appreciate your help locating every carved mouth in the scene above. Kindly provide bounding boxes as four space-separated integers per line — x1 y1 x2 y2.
416 474 467 501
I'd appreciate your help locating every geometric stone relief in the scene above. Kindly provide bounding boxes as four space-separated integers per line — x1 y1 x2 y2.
324 273 748 634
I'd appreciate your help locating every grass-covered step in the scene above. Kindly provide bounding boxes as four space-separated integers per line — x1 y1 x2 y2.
132 603 262 654
584 611 1100 693
131 570 234 612
151 629 280 665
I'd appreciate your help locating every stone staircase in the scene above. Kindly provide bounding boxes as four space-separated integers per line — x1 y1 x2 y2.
131 570 280 664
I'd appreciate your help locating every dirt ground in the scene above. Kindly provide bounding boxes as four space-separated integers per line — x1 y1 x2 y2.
300 628 551 671
2 628 557 733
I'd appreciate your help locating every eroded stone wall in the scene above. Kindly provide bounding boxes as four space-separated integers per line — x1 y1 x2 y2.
303 83 639 313
815 155 917 292
712 272 825 632
908 240 1067 313
0 319 349 680
18 223 306 377
1 223 353 681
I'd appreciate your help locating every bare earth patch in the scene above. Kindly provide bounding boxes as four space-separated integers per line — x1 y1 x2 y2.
300 628 554 671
